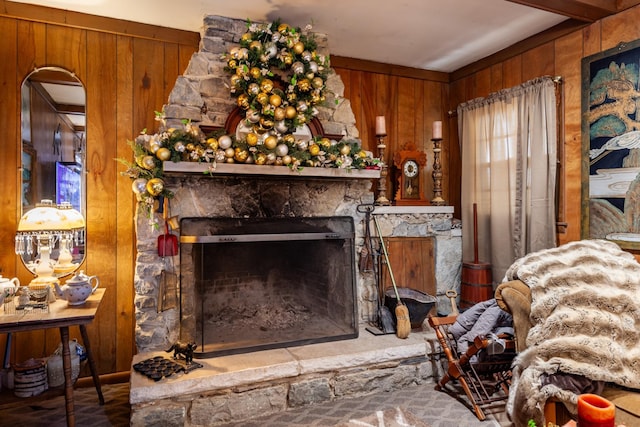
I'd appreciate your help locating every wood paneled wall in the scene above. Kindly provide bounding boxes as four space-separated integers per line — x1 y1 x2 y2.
448 4 640 246
0 5 198 375
331 58 450 208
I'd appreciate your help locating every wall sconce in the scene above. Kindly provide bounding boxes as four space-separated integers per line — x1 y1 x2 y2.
14 200 85 285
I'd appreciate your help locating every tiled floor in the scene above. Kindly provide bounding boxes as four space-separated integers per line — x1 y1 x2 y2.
0 380 512 427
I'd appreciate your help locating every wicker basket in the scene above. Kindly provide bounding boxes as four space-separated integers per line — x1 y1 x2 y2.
13 358 47 397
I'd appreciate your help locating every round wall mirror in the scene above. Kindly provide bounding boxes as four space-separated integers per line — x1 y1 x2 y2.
19 67 86 278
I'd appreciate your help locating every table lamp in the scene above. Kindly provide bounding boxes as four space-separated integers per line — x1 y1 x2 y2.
14 200 85 285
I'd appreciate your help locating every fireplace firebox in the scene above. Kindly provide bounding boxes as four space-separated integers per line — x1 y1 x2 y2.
179 216 359 357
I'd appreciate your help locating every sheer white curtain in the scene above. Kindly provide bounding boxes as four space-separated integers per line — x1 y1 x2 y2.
457 77 557 281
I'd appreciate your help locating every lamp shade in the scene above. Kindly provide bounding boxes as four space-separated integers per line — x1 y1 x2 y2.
18 200 84 232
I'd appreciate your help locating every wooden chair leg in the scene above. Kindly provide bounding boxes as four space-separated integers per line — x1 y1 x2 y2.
457 374 486 421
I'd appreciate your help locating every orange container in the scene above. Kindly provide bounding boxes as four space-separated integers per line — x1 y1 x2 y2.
577 394 615 427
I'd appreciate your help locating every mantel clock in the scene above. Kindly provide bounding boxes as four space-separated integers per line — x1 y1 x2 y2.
393 142 429 205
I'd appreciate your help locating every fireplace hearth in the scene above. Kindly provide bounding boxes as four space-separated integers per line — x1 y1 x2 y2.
179 216 358 357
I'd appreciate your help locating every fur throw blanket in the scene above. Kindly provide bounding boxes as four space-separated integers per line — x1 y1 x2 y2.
502 239 640 426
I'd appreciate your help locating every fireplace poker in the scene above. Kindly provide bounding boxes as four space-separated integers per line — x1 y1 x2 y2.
372 214 411 339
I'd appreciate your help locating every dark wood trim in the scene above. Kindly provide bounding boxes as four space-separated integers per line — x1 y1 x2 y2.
331 56 450 83
450 19 589 81
506 0 617 22
0 0 200 45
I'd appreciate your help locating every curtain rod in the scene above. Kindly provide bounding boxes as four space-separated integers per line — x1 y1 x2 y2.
447 75 563 117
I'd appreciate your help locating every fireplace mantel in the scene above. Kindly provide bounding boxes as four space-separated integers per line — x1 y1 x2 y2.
163 161 381 179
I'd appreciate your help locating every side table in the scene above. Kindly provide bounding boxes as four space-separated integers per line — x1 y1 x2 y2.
0 288 105 427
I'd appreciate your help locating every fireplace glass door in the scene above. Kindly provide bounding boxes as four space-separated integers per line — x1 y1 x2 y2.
180 216 358 357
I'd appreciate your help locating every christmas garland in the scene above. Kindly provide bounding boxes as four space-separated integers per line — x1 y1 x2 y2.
118 19 378 223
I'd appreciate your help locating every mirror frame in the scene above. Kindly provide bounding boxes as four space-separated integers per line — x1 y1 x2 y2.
19 66 86 278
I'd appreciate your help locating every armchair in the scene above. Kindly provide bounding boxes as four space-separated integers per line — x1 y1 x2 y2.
496 278 640 426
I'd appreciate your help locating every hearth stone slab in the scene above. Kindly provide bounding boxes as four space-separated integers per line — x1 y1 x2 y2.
130 328 438 426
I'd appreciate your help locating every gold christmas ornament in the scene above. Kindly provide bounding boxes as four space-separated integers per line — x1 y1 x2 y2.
186 143 195 151
320 137 331 148
249 40 262 52
227 59 237 69
241 33 253 43
230 75 241 88
246 133 259 146
282 155 292 165
339 144 351 155
260 79 274 93
207 137 219 150
312 77 324 89
308 143 320 156
285 106 297 119
234 147 249 162
146 178 164 196
297 78 311 92
269 94 282 107
260 118 274 129
224 147 235 158
156 147 171 161
277 23 289 34
293 42 305 55
250 67 262 79
274 107 286 121
237 93 250 109
256 92 269 105
264 135 278 150
255 152 267 165
283 134 296 144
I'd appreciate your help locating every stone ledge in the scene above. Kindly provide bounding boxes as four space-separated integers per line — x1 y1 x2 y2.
130 327 435 405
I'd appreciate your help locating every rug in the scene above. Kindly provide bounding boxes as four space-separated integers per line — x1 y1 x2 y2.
334 406 430 427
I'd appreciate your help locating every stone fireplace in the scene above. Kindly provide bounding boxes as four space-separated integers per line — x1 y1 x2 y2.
129 14 462 427
132 15 462 353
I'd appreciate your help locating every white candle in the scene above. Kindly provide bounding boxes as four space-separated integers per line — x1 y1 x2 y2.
433 121 442 139
375 116 386 136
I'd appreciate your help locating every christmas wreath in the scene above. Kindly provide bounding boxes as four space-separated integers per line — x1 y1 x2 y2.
221 19 377 169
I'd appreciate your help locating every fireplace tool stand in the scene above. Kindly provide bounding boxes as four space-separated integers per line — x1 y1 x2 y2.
358 204 395 335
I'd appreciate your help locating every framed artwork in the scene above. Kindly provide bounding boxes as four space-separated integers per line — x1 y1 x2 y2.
22 144 36 209
582 38 640 250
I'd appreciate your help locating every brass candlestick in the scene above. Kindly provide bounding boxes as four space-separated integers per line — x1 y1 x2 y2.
375 134 390 205
431 137 445 205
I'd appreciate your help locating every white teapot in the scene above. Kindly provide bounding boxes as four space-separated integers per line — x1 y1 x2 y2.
54 270 99 305
0 275 20 304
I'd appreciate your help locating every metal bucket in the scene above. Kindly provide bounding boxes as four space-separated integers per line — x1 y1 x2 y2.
384 287 437 329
